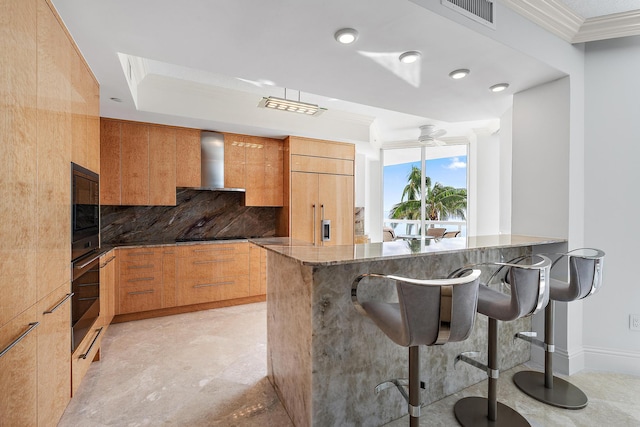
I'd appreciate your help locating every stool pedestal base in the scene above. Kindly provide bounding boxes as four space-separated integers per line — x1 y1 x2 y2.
513 370 588 409
454 396 530 427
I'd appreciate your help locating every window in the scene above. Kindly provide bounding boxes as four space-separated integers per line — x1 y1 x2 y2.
383 145 468 238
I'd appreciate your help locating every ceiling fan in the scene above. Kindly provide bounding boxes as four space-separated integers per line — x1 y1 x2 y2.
418 124 447 146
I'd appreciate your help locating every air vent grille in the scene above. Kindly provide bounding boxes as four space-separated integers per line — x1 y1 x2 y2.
442 0 495 29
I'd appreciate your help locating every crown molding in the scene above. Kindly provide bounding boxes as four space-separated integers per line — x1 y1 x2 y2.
500 0 640 43
573 10 640 43
500 0 583 43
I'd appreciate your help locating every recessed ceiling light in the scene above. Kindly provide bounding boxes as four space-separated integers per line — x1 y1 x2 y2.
449 69 470 79
490 83 509 92
334 28 358 44
110 97 122 102
399 51 421 64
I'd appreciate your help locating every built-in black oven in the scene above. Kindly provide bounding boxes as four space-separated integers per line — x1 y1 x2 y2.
72 162 100 262
71 162 101 352
71 253 101 352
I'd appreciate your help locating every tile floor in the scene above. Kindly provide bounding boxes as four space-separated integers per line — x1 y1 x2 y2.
59 302 640 426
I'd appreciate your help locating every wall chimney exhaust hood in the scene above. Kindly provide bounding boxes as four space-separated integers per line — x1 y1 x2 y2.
194 131 245 192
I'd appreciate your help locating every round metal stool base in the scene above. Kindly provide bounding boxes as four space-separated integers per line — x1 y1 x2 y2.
454 396 531 427
513 370 588 409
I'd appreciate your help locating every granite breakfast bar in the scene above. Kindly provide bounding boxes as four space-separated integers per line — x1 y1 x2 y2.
251 235 566 426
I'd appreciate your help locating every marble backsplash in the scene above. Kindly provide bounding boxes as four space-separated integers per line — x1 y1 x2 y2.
101 189 278 244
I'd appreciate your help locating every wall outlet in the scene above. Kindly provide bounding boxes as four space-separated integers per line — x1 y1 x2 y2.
631 314 640 331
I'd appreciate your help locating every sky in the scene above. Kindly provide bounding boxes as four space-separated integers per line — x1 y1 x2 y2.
383 155 467 216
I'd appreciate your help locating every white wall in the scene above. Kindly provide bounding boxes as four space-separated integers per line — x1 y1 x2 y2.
473 130 500 236
499 108 513 234
583 36 640 375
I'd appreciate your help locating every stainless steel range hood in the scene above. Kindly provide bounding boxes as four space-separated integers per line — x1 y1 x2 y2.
196 131 244 191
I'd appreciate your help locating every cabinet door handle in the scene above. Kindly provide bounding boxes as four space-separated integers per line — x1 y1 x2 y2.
193 248 234 253
43 293 74 314
75 253 101 270
126 264 154 269
0 322 39 359
312 204 316 246
80 327 103 360
127 277 155 283
193 258 233 265
127 289 155 296
193 281 234 288
128 252 154 256
99 256 116 268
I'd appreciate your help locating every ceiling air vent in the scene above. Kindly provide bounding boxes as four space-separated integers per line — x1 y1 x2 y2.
441 0 495 29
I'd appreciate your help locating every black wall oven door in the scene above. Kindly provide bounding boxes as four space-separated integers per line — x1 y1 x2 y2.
72 163 99 261
71 254 100 352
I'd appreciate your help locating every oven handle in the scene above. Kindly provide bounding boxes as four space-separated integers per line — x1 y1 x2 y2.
100 256 116 268
0 322 40 359
43 293 74 315
74 253 102 270
79 327 103 360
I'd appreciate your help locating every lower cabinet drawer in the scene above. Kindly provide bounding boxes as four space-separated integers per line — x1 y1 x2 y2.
71 323 104 396
177 275 250 306
118 283 163 314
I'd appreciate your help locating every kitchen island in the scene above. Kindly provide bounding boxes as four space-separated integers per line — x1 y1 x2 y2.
251 235 566 426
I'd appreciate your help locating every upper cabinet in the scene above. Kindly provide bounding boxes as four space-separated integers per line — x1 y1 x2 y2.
279 136 355 246
100 118 201 206
224 133 284 207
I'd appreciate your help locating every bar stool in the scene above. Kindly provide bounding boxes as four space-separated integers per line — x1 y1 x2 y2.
513 248 605 409
351 269 482 427
452 255 552 427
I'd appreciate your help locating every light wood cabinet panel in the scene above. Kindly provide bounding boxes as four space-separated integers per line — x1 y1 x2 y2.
249 244 267 296
224 133 246 189
71 50 88 169
176 128 201 187
86 77 100 174
319 174 354 246
71 323 104 396
0 306 39 427
149 125 176 205
37 284 72 427
100 118 121 205
177 274 251 306
162 248 177 308
37 0 72 300
118 282 163 314
288 136 355 160
264 138 284 206
260 248 267 295
290 172 320 244
120 122 149 205
0 0 38 328
290 155 354 175
99 251 117 326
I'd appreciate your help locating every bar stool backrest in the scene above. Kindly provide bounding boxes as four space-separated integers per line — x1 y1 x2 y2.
550 248 605 301
507 264 551 319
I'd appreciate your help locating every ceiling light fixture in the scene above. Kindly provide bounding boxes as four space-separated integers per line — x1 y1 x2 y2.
334 28 359 44
490 83 509 92
449 69 470 79
258 89 326 116
399 51 421 64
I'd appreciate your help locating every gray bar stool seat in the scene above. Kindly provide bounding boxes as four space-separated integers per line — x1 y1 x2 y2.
513 248 605 409
352 269 482 427
452 255 551 427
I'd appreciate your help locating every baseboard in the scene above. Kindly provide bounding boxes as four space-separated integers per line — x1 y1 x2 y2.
531 345 584 375
582 345 640 376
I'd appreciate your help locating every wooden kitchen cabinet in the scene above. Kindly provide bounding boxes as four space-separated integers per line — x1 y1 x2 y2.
176 243 251 306
101 118 194 206
284 137 355 246
117 247 164 314
37 284 72 427
0 306 39 427
99 250 117 326
176 128 201 187
224 132 284 206
249 244 267 296
71 322 104 396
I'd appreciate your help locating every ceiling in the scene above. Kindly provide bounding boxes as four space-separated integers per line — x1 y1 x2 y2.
50 0 638 149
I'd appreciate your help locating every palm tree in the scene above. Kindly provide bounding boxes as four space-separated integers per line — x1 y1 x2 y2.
389 165 466 234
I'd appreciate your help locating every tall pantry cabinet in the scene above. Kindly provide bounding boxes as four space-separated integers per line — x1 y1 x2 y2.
278 136 355 246
0 0 100 425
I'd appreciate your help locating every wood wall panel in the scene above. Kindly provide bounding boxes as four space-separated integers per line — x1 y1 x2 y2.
223 133 246 188
70 50 87 168
175 128 201 187
319 174 354 246
120 122 149 205
37 283 71 427
290 172 319 244
149 125 176 205
288 136 355 160
36 0 72 300
100 118 121 204
86 73 100 174
0 306 38 427
0 0 38 327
